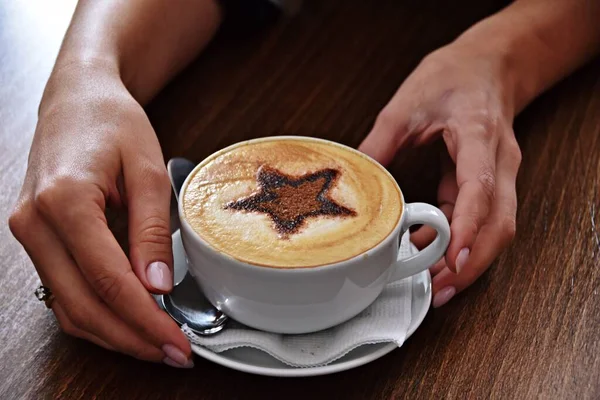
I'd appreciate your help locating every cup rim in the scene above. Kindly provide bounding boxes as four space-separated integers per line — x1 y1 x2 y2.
177 135 407 273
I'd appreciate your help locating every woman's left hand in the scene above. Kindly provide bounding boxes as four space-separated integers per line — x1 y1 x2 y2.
359 43 522 308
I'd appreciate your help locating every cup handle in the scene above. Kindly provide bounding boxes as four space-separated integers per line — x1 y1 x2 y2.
388 203 451 282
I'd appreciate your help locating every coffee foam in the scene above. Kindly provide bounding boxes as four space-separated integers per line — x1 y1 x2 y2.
182 137 403 268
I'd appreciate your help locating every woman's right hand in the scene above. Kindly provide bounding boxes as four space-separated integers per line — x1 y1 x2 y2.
8 62 193 368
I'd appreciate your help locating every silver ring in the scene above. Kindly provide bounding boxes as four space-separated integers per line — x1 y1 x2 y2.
35 285 55 308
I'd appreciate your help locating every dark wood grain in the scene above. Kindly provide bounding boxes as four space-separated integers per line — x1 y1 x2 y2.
1 1 599 399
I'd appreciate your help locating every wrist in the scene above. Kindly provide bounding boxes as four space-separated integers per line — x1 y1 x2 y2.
449 21 540 117
448 0 600 116
39 56 125 117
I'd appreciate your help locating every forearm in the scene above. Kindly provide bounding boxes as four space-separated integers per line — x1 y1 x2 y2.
45 0 222 105
452 0 600 114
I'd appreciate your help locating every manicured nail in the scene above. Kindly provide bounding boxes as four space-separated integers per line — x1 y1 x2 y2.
162 344 194 368
163 357 194 369
455 248 470 274
146 261 172 291
432 286 456 308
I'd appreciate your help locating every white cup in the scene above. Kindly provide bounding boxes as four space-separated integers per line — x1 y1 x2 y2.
179 137 451 334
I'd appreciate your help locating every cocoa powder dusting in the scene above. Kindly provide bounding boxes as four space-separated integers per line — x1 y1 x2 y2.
225 165 356 236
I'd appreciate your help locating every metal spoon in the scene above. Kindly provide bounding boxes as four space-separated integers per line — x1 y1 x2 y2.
158 157 228 335
167 157 196 203
160 271 228 336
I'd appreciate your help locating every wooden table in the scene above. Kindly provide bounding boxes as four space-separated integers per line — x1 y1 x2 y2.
1 1 599 398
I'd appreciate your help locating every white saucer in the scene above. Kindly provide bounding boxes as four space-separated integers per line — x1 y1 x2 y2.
168 230 431 377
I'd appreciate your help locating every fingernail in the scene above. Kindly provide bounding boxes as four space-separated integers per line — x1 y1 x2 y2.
146 261 172 291
163 357 194 369
455 248 470 274
162 344 194 368
432 286 456 308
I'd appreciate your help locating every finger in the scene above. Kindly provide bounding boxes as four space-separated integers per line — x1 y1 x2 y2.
12 210 167 362
52 299 115 351
358 97 429 166
429 258 446 276
410 159 456 249
444 121 499 273
123 156 174 294
432 137 521 306
34 185 192 364
438 150 458 203
411 203 454 249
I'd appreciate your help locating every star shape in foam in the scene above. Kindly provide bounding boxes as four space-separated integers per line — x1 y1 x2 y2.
225 165 356 236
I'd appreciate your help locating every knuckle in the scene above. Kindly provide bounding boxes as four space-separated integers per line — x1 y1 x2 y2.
472 121 495 143
8 202 36 241
33 189 54 214
477 168 496 201
479 110 498 133
34 175 81 214
447 113 497 143
136 216 172 248
446 115 497 142
504 138 522 166
92 270 130 304
65 306 92 332
499 217 517 243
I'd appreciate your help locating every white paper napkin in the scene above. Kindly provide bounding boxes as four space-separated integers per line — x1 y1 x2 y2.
182 233 415 368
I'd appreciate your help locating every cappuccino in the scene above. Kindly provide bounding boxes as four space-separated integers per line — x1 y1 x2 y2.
182 137 402 268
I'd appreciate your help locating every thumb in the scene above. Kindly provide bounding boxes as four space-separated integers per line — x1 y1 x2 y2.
358 108 412 166
125 159 174 294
